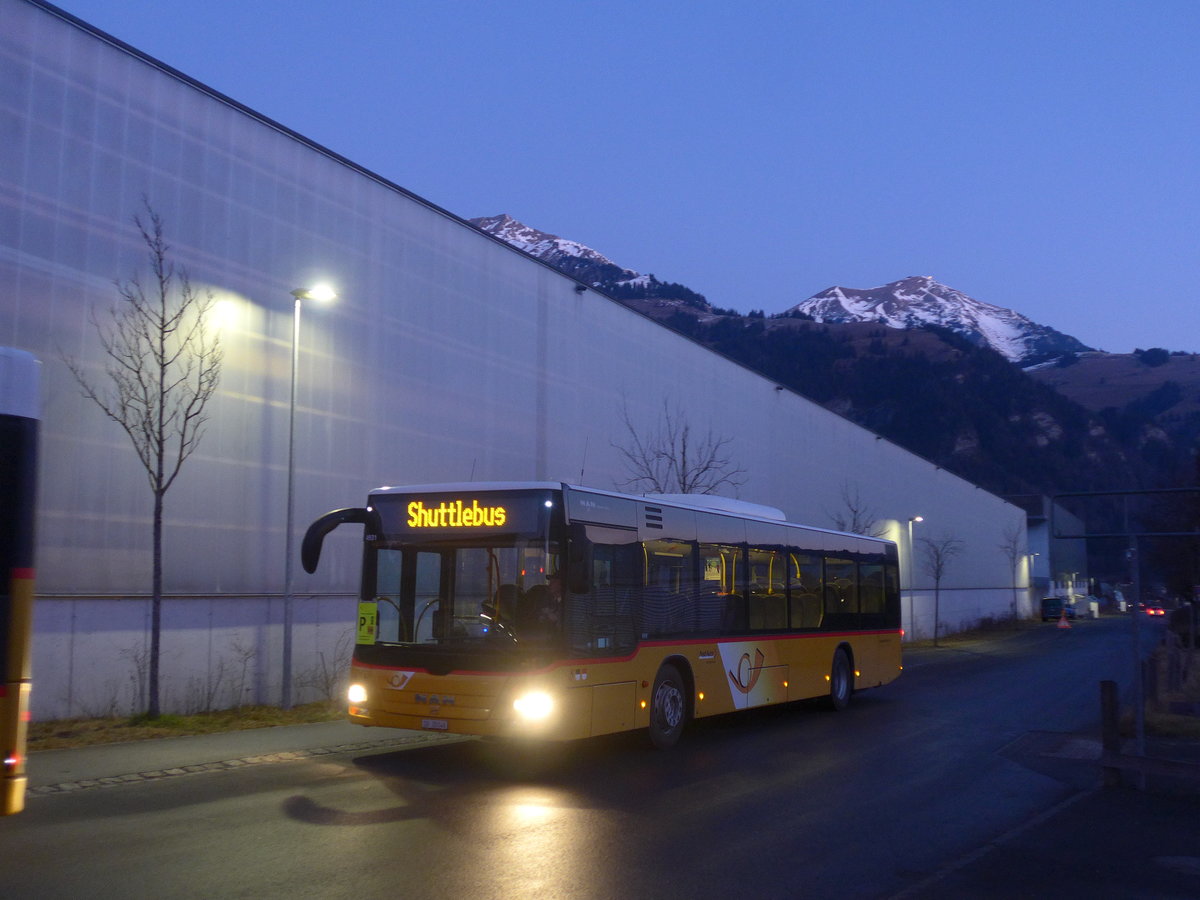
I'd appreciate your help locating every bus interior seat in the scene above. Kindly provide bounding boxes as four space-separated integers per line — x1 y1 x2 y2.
493 584 520 622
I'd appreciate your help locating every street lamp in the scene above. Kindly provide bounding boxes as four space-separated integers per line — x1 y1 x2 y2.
282 283 336 709
1027 552 1040 610
907 516 924 640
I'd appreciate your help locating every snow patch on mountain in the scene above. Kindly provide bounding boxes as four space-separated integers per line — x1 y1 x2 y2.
789 276 1090 365
470 214 641 285
470 214 711 312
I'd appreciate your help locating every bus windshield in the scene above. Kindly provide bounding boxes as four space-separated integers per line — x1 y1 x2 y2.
371 538 563 648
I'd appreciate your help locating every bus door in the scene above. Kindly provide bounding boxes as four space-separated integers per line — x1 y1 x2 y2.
411 551 445 643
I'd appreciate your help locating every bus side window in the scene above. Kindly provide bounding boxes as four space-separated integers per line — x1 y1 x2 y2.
698 544 734 634
748 547 787 631
860 564 885 616
565 531 640 653
791 552 823 629
642 540 695 637
705 544 746 634
885 561 901 627
823 556 858 629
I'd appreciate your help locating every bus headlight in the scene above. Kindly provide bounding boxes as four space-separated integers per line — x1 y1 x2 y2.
512 690 555 721
347 683 368 705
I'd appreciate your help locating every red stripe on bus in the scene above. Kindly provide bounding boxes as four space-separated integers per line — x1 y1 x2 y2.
353 628 903 676
10 569 34 580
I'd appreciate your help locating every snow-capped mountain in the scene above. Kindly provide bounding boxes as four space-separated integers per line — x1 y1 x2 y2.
469 214 709 311
788 276 1091 366
469 214 646 288
472 215 1089 367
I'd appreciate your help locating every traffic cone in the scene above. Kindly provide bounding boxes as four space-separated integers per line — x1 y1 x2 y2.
1058 609 1072 630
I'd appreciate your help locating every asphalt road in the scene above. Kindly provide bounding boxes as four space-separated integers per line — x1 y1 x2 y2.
0 617 1145 899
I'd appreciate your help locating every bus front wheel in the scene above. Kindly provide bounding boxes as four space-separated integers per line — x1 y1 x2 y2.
828 649 853 711
648 663 687 749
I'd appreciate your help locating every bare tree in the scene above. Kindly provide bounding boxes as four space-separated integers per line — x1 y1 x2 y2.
827 481 887 537
64 201 223 718
920 535 963 647
614 398 745 495
998 521 1025 620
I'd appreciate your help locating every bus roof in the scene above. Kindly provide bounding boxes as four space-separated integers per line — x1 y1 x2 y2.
370 481 565 497
367 482 891 547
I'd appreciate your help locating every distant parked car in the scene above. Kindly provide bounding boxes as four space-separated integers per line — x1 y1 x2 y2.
1134 602 1165 617
1040 597 1076 622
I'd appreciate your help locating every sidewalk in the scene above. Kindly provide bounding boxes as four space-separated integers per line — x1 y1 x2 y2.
894 622 1200 897
901 785 1200 898
27 719 458 795
897 735 1200 898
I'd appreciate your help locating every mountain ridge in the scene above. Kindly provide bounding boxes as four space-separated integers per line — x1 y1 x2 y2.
471 213 1192 496
472 214 1093 366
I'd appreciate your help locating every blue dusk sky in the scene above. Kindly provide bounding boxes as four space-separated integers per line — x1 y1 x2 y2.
52 0 1200 354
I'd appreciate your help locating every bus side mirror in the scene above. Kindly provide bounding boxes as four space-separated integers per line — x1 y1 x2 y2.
566 521 592 594
301 507 381 574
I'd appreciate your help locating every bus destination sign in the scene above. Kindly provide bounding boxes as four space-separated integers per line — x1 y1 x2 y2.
373 491 555 539
407 499 507 528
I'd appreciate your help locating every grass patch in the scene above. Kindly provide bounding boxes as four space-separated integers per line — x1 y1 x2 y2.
1142 643 1200 739
28 702 343 752
907 615 1040 649
1143 712 1200 740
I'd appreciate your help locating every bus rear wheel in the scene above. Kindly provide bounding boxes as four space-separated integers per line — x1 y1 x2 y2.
828 649 853 711
649 663 687 749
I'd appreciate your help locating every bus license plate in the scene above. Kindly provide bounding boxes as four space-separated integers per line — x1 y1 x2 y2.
421 718 449 731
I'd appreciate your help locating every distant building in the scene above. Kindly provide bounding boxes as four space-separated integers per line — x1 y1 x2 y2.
4 0 1028 718
1006 495 1089 602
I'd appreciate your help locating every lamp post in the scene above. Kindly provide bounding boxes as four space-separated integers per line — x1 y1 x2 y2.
282 284 336 709
1024 552 1040 617
907 516 923 640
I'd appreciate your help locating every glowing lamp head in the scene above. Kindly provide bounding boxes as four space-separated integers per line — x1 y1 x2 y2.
291 284 337 304
512 690 555 722
211 298 242 330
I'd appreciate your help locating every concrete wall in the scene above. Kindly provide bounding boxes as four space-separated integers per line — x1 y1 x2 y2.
31 595 355 718
4 0 1029 719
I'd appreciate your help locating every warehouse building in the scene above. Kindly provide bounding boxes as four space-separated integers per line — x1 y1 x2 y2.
2 0 1029 718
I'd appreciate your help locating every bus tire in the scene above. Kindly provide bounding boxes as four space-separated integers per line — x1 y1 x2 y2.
649 663 687 749
828 648 853 712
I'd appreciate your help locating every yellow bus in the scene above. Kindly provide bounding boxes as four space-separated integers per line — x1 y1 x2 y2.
303 482 902 748
1 348 38 813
